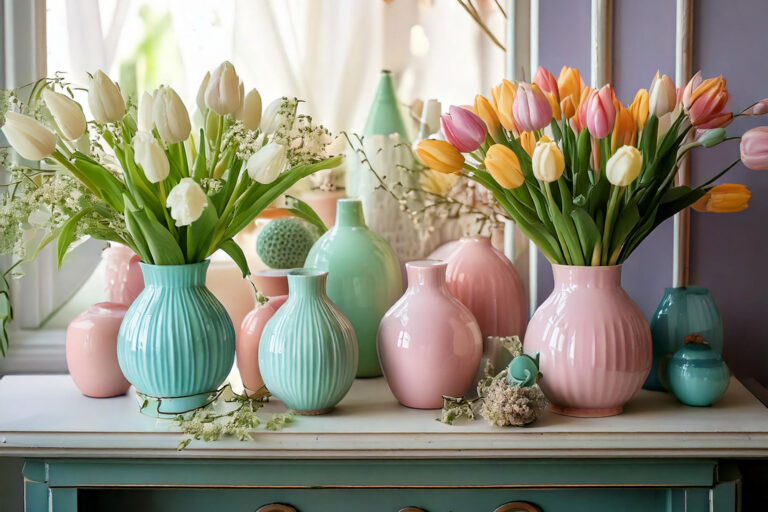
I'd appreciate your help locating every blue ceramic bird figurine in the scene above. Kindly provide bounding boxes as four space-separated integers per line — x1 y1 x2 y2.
506 353 542 388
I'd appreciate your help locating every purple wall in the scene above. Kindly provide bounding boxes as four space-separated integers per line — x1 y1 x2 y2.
536 0 768 385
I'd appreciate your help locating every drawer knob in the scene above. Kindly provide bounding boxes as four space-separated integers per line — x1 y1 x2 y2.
494 502 542 512
256 505 298 512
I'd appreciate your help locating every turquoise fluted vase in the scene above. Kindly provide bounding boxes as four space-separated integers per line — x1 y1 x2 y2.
644 286 723 391
305 199 403 377
117 261 235 417
258 269 358 414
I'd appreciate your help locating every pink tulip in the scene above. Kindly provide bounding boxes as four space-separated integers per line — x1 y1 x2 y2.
586 84 616 139
742 99 768 116
512 83 552 132
533 66 559 100
740 126 768 170
440 105 487 153
683 72 729 127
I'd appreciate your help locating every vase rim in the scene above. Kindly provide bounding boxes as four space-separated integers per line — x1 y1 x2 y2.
551 264 622 270
405 259 447 270
460 235 491 244
289 268 328 279
664 285 710 293
138 259 209 270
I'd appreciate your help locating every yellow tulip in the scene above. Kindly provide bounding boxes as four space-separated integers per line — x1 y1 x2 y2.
415 139 465 174
692 184 751 213
628 88 649 130
611 105 637 152
557 66 583 119
546 91 561 120
420 168 460 196
519 131 536 156
492 79 518 133
606 145 642 186
484 144 524 189
474 94 503 142
532 139 564 182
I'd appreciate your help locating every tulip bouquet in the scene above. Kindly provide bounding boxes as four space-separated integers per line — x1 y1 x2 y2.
416 66 767 266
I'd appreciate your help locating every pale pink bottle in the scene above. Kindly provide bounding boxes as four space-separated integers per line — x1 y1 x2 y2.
103 244 144 305
377 260 482 409
237 270 290 395
66 302 131 398
524 265 652 417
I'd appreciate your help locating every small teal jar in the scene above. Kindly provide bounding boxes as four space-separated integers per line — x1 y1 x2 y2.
644 286 723 391
667 336 730 407
305 199 403 377
258 269 358 414
117 261 235 417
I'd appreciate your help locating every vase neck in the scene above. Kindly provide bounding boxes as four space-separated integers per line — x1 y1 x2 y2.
406 260 447 291
288 269 328 298
552 264 622 289
459 236 492 248
140 261 209 288
335 199 366 228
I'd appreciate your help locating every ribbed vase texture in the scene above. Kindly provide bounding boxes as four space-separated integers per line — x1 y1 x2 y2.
117 261 235 414
258 269 358 414
523 265 652 417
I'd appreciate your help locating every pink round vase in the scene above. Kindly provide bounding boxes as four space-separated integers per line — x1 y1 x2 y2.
377 260 482 409
66 302 131 398
237 270 291 395
103 245 144 305
524 265 652 417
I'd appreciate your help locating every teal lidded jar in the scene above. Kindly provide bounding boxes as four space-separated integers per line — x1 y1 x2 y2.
258 269 358 414
667 335 730 407
305 199 403 377
117 260 235 417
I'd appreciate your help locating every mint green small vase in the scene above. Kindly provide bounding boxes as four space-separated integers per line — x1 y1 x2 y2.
305 199 403 377
362 70 410 140
258 269 358 414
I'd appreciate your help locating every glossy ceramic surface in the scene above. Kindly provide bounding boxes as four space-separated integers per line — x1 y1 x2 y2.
258 269 358 414
645 286 723 391
305 199 403 377
667 342 730 407
237 295 288 395
377 260 482 409
524 265 652 417
362 70 410 140
66 302 130 398
117 261 236 417
102 245 144 305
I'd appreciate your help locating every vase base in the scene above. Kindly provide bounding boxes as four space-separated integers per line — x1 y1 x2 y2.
293 407 334 416
135 390 217 418
550 403 623 418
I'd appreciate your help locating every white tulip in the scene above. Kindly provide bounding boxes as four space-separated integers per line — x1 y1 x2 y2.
42 88 86 141
246 142 287 183
531 139 565 182
166 178 208 226
133 132 169 183
606 145 643 186
196 71 210 113
137 91 155 132
1 112 57 161
260 98 287 135
649 71 676 118
88 70 125 124
236 88 262 130
153 86 191 144
204 61 240 115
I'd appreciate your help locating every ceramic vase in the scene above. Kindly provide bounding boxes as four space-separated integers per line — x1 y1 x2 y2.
237 270 291 396
644 286 723 391
103 244 144 305
117 261 235 417
667 339 730 407
378 260 482 409
305 199 403 377
66 302 131 398
524 265 652 417
258 269 358 414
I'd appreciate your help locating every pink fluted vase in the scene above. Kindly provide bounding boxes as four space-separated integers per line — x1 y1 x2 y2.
66 302 131 398
103 244 144 305
237 270 290 396
377 260 482 409
524 265 652 417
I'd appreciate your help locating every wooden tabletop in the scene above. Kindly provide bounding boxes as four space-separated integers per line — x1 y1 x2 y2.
1 374 766 459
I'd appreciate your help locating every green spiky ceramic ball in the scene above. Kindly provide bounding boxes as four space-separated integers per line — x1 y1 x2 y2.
256 218 318 269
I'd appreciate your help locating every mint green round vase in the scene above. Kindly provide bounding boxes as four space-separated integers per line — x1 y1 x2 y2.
117 261 235 417
305 199 403 377
258 269 358 414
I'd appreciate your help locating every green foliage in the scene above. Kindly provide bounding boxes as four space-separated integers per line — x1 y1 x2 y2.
256 218 318 269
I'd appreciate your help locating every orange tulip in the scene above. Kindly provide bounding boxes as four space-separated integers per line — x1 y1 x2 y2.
415 139 465 174
484 144 525 189
692 184 751 213
492 79 519 133
474 94 503 142
546 92 561 120
519 131 536 156
557 66 583 118
611 105 637 152
685 72 730 127
628 88 649 130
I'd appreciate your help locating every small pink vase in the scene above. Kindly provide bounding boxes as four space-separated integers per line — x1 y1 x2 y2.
237 270 291 395
524 265 652 417
438 236 527 339
66 302 131 398
103 245 144 305
377 260 482 409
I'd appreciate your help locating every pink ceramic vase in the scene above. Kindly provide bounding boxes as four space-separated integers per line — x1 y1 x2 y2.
66 302 131 398
438 236 527 339
377 260 482 409
237 270 291 395
524 265 652 417
103 244 144 305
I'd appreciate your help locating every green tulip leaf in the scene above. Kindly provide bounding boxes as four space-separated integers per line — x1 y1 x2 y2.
56 207 94 268
571 207 602 265
284 195 328 234
187 201 219 261
220 239 250 278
